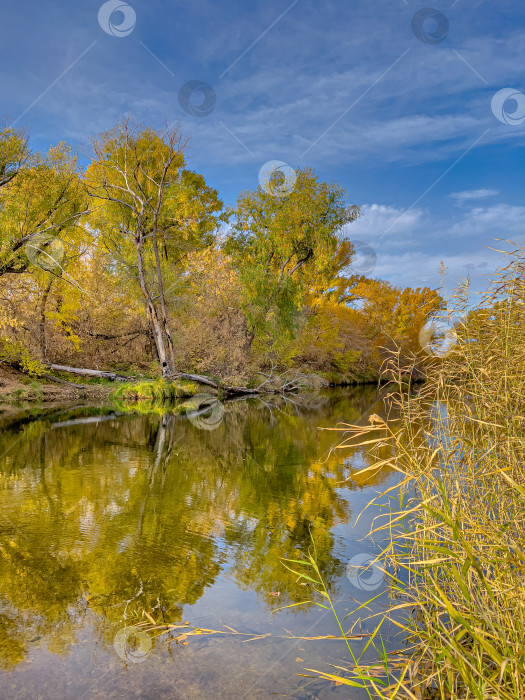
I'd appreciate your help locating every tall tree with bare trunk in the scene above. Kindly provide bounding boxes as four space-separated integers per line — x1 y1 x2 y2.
86 119 225 376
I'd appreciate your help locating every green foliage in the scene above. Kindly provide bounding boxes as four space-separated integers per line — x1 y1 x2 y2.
331 348 362 372
0 141 85 276
85 119 227 374
225 167 359 344
86 121 226 266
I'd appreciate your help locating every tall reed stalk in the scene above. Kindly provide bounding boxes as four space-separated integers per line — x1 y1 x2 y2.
305 244 525 699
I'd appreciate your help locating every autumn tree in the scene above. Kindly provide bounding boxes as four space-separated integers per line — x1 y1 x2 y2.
86 120 225 377
225 167 359 355
0 137 86 277
343 275 444 352
0 126 28 188
0 135 88 372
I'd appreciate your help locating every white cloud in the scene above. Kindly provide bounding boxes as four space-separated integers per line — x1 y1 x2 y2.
341 204 425 246
343 201 525 295
447 204 525 239
450 189 499 204
373 248 498 300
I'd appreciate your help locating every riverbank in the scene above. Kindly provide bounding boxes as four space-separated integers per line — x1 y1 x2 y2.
0 366 114 404
0 364 386 407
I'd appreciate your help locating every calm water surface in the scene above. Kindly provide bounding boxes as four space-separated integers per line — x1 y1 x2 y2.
0 387 400 699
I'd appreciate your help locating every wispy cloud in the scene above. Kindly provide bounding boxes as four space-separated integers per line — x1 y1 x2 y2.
344 204 426 246
373 249 496 299
345 200 525 292
1 0 523 293
450 189 500 203
447 204 525 239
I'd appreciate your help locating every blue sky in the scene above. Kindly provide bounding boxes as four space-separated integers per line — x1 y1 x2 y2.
1 0 524 298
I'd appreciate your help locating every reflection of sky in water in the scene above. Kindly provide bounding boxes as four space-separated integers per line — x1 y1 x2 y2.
0 388 402 699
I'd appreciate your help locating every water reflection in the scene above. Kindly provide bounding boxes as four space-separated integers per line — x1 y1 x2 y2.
0 387 396 697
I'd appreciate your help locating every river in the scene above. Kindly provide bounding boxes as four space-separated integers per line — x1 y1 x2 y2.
0 386 400 699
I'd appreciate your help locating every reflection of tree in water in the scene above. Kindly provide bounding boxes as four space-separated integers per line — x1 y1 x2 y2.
0 388 395 668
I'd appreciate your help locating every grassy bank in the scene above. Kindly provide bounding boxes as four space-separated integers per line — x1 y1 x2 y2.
306 245 525 698
111 378 202 403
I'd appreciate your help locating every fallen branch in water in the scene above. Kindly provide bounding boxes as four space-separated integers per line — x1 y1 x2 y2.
172 372 260 396
43 364 313 397
171 367 313 397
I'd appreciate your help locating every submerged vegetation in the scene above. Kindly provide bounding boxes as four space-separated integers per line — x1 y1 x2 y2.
298 244 525 698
